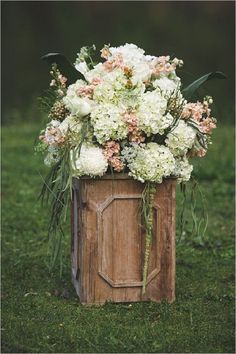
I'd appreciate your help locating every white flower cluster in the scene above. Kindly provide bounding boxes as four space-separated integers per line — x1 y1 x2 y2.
44 146 60 167
122 143 176 183
93 69 128 104
59 115 82 135
153 77 180 96
165 120 196 156
137 91 171 136
173 157 193 183
108 43 152 84
90 103 128 144
40 43 212 182
71 144 108 177
63 80 93 117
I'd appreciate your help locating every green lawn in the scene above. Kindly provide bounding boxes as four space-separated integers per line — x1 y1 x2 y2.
1 123 235 353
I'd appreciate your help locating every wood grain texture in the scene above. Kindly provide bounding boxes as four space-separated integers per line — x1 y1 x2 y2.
71 175 176 305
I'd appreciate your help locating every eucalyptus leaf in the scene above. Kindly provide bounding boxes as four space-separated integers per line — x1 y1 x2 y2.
182 71 226 99
41 53 85 84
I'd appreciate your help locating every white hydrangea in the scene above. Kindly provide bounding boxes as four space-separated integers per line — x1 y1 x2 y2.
173 156 193 183
137 91 170 136
109 43 145 61
122 142 175 183
93 68 145 108
108 43 152 84
145 55 157 62
121 81 146 108
63 80 93 117
165 120 196 156
71 143 108 177
90 103 128 143
131 61 152 85
93 68 128 104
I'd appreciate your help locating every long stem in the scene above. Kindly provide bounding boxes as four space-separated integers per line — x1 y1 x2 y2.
142 183 156 294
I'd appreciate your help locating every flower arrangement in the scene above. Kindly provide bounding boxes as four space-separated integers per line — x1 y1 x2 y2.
37 43 223 291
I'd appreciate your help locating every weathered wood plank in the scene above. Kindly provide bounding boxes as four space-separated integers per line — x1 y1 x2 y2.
71 177 176 305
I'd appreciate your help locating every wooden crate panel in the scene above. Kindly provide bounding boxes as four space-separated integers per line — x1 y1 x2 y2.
71 175 176 305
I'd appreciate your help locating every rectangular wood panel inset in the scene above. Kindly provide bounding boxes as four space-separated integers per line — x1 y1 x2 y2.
71 175 176 305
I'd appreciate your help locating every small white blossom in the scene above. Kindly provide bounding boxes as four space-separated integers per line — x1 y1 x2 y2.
75 61 89 76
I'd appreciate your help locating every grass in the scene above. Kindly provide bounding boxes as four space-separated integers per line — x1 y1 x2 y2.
1 122 235 353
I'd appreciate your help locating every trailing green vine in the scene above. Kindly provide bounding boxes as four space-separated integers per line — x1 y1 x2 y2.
141 182 156 294
177 177 209 246
39 147 72 272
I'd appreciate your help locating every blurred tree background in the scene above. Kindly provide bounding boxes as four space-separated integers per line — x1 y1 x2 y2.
1 1 235 125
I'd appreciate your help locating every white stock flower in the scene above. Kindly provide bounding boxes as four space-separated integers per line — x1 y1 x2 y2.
74 61 89 76
165 120 196 156
72 143 108 177
43 120 63 146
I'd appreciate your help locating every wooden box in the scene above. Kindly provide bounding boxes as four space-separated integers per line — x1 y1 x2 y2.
71 174 176 305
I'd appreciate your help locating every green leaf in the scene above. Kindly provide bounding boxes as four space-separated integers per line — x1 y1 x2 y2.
41 53 85 84
182 71 226 99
